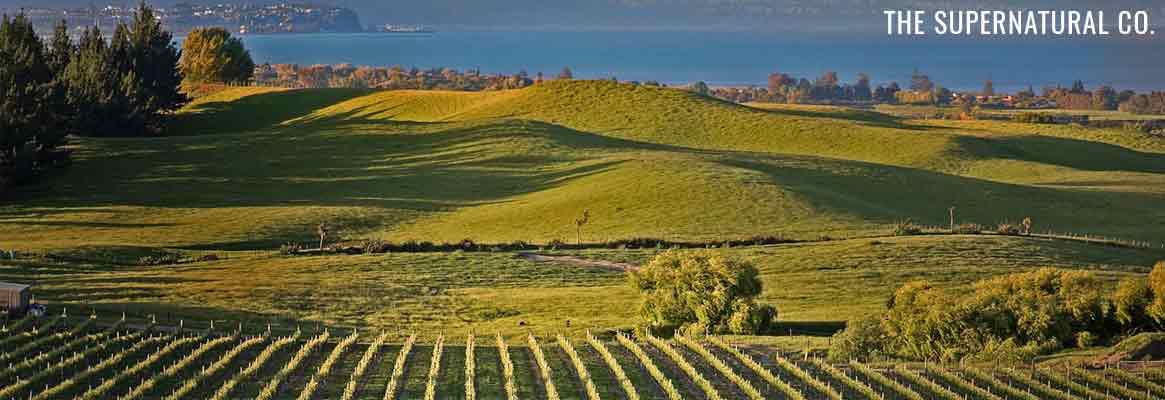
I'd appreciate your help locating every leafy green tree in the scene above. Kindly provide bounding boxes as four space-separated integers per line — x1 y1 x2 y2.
690 81 710 96
1113 277 1152 327
630 250 775 335
180 27 254 86
1147 261 1165 324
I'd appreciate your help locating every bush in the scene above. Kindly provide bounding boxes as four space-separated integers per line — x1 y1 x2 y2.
851 268 1115 362
630 250 776 335
138 253 181 266
279 242 303 255
996 223 1021 235
893 220 923 236
952 223 983 234
1012 112 1056 124
828 315 886 362
362 239 390 254
1077 331 1097 348
547 239 567 250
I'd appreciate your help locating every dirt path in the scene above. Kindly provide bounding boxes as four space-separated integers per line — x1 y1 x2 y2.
517 253 639 272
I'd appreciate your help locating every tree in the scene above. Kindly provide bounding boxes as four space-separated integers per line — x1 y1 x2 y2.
1113 277 1152 327
1070 79 1087 94
557 66 573 80
180 27 255 86
690 81 710 96
574 209 590 246
909 68 934 92
128 1 185 116
630 250 776 335
0 14 56 186
46 20 73 75
854 73 872 101
1147 261 1165 324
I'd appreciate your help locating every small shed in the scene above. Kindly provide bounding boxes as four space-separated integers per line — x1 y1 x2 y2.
0 282 31 314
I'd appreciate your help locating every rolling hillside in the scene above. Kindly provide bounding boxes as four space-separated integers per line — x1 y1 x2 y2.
3 80 1162 249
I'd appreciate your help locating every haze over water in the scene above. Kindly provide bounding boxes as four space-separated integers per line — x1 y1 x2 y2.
223 31 1164 93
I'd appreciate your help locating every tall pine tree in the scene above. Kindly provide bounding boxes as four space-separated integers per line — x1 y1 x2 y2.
128 1 185 120
0 14 56 184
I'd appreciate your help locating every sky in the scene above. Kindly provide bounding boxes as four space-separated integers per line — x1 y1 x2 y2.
7 0 1164 33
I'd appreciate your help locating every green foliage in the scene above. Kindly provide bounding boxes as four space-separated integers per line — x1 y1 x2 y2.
60 3 185 136
833 268 1118 362
1113 277 1152 327
0 14 61 187
180 27 255 86
1012 112 1056 124
1147 261 1165 324
630 250 775 335
827 315 885 362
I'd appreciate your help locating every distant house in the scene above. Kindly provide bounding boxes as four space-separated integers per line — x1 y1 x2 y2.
0 282 31 314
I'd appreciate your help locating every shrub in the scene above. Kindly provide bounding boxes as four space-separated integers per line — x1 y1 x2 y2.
952 223 983 234
279 242 303 255
996 223 1020 235
1012 112 1056 124
547 239 567 250
858 268 1113 362
362 240 390 254
893 220 923 236
137 253 181 266
630 250 775 335
1076 331 1097 348
828 315 886 362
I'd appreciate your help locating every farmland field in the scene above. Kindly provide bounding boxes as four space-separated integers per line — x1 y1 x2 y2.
2 316 1164 400
2 80 1165 396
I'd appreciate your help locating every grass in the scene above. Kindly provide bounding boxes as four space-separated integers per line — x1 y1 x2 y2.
5 81 1165 250
2 235 1159 339
2 80 1164 351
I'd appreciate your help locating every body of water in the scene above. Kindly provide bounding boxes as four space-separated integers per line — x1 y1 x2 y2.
225 31 1163 93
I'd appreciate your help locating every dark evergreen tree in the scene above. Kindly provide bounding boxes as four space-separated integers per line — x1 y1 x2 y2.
129 1 185 117
0 14 56 185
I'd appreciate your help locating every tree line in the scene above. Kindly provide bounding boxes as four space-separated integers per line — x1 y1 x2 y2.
252 64 577 90
1 3 254 193
0 4 183 190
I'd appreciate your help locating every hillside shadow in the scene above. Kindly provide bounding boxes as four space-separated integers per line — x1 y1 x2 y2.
955 134 1165 174
718 154 1165 238
749 104 941 132
166 88 375 136
6 119 656 213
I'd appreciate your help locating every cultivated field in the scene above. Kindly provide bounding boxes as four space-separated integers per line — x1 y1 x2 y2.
3 315 1164 400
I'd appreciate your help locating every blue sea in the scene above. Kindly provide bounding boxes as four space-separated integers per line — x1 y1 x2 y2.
218 31 1164 93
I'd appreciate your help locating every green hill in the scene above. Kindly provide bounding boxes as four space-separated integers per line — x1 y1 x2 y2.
3 81 1164 250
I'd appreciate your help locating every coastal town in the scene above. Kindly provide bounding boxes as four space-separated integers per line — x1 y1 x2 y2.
3 2 377 35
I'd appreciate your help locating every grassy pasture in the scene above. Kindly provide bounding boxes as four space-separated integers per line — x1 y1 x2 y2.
3 81 1164 249
2 235 1159 339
